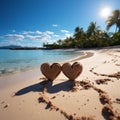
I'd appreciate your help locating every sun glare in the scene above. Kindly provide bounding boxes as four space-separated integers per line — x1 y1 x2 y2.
100 7 112 18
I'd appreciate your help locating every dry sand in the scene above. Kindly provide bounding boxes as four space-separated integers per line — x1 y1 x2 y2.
0 46 120 120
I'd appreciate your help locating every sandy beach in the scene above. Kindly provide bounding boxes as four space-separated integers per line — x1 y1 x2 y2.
0 46 120 120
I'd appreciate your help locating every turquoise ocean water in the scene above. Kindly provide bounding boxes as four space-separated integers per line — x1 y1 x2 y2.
0 49 84 76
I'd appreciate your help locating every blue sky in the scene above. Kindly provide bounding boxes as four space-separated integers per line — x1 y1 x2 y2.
0 0 120 47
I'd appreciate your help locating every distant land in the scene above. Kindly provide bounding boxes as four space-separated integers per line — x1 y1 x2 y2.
0 45 22 49
0 45 53 50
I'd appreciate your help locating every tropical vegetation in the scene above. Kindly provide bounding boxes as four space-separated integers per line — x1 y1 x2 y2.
43 9 120 49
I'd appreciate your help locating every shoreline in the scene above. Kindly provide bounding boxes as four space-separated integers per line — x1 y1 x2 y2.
0 46 120 120
71 52 94 62
1 45 119 78
0 50 92 89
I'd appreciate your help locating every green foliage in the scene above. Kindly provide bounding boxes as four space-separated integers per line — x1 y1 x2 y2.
74 27 86 48
110 32 120 45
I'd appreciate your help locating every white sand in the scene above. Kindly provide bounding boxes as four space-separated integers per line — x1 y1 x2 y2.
0 46 120 120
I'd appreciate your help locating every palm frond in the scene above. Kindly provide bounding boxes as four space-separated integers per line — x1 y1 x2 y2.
113 10 120 19
106 9 120 32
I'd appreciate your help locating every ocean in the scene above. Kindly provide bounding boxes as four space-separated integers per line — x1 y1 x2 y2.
0 49 84 76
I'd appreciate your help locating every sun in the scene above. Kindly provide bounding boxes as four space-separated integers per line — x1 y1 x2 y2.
100 7 112 18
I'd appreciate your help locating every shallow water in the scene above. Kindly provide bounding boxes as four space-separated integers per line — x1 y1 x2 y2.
0 49 84 76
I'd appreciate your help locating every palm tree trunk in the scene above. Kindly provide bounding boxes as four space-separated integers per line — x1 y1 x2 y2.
115 25 117 33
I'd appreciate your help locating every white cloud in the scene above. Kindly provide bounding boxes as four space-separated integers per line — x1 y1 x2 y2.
26 35 41 40
4 34 24 40
35 30 42 34
53 34 60 37
26 34 51 41
22 30 54 35
52 24 58 27
26 35 34 39
44 31 54 35
1 29 64 46
40 35 51 40
65 33 72 38
61 29 69 33
22 31 34 34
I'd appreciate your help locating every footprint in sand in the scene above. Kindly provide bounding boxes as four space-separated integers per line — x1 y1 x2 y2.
1 101 9 109
4 104 9 108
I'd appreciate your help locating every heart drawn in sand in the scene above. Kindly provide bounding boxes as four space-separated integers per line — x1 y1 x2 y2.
62 62 83 80
41 63 61 81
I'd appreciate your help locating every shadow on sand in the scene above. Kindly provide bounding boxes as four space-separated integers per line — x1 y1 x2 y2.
15 80 75 96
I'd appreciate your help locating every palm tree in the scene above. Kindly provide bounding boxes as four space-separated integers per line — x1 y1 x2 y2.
74 27 85 48
57 39 63 45
106 9 120 32
86 22 96 37
86 22 101 47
